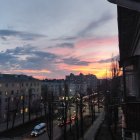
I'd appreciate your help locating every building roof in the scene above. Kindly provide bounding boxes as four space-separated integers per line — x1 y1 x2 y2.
117 6 140 62
0 74 40 82
108 0 140 12
108 0 140 62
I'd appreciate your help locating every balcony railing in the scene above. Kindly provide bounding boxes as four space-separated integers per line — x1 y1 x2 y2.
122 102 140 131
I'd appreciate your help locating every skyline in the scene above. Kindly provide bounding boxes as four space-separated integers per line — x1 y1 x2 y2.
0 0 118 79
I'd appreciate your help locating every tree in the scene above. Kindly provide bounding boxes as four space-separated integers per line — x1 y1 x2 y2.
28 88 32 121
6 97 10 130
12 96 20 128
110 58 121 134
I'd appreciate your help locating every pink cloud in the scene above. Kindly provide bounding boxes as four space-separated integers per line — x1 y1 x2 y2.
55 62 112 79
46 47 74 56
14 69 51 74
76 36 118 49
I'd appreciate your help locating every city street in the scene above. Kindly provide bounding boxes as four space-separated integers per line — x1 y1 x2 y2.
0 102 99 140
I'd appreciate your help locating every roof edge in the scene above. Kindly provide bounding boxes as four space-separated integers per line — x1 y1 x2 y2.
108 0 140 12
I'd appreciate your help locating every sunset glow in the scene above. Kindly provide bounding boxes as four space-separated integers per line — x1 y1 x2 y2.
0 0 118 79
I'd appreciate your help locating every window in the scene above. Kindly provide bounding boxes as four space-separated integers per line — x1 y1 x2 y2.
25 108 28 113
5 98 8 102
11 90 14 95
20 109 23 114
5 91 8 95
5 83 8 87
124 131 132 138
11 97 14 102
3 114 6 119
21 95 23 100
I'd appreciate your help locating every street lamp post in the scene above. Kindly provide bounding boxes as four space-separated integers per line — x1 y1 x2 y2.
28 88 32 121
79 93 84 139
75 94 79 140
6 96 10 130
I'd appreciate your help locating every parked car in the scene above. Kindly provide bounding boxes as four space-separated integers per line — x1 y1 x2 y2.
30 123 46 137
58 120 71 127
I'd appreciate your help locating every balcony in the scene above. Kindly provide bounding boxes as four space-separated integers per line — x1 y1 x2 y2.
122 102 140 131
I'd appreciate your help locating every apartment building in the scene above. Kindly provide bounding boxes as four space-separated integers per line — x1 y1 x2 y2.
66 73 98 95
0 74 42 122
107 1 140 140
43 79 65 96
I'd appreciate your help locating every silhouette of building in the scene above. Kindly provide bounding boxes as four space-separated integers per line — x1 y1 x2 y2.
66 73 98 95
43 79 65 96
108 0 140 140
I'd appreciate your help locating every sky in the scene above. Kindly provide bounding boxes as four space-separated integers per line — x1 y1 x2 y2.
0 0 118 79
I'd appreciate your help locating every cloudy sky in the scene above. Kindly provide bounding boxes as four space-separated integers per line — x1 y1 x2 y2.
0 0 118 79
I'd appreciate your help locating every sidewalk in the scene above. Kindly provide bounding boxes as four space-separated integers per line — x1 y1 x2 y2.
0 114 44 132
95 119 123 140
83 111 105 140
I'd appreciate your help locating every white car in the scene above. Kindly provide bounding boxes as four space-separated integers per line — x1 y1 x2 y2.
30 123 46 137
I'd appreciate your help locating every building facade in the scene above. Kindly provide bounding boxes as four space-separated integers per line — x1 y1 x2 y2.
108 0 140 140
42 79 65 96
0 74 42 122
66 73 98 95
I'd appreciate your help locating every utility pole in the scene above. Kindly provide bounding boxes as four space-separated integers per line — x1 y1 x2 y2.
22 91 25 124
28 88 32 121
6 97 10 130
12 96 20 128
97 90 100 113
63 82 68 140
75 93 79 140
47 91 54 140
79 93 84 139
68 94 72 132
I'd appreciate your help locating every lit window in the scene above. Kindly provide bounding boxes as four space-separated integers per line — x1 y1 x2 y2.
21 96 23 100
25 108 28 113
5 91 8 96
20 109 23 114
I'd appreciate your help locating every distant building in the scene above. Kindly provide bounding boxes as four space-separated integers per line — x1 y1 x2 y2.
66 73 98 95
42 79 65 96
0 74 41 122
